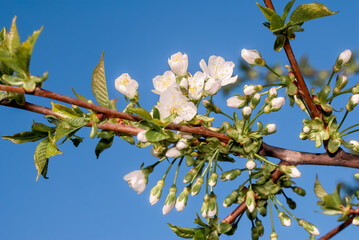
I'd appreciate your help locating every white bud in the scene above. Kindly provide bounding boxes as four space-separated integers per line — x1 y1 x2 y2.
244 85 256 96
352 94 359 105
303 126 310 133
350 140 359 151
227 96 246 108
338 49 352 65
309 226 320 236
289 166 301 178
136 130 148 143
168 52 188 76
269 87 277 98
242 106 252 118
166 147 181 158
241 48 261 65
246 159 256 170
267 124 276 133
352 216 359 225
180 78 189 90
179 131 193 139
176 139 189 150
204 78 221 95
271 97 285 109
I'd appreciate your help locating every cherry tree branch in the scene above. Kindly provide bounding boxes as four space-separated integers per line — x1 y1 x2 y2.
318 215 355 240
263 0 322 120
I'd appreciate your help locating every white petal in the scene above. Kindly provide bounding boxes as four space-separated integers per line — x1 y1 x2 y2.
162 202 175 215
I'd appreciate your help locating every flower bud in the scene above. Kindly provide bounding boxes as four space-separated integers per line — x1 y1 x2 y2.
207 192 218 218
246 159 256 170
242 106 252 119
270 97 285 112
176 139 189 150
244 85 256 96
223 190 239 207
204 78 221 95
279 212 292 226
241 49 265 67
350 140 359 152
137 130 148 143
191 177 204 196
352 83 359 94
338 49 352 65
168 52 188 76
298 219 320 236
201 194 210 218
149 180 165 205
227 96 246 109
255 219 264 236
334 72 348 94
166 147 182 158
183 168 198 183
162 185 177 215
251 226 259 240
268 87 278 99
280 165 301 178
355 172 359 181
303 126 310 133
270 232 278 240
287 198 296 209
208 172 218 187
220 169 241 181
179 78 189 94
175 186 190 212
352 216 359 226
262 123 277 135
346 94 359 111
246 190 256 213
250 93 261 108
293 186 306 196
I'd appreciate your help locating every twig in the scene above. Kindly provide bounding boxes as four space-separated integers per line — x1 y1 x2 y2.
318 216 355 240
263 0 322 120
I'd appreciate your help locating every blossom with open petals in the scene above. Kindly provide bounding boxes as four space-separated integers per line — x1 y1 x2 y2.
168 52 188 76
115 73 139 98
204 78 221 95
200 56 238 86
157 84 197 124
152 71 176 95
123 170 147 194
188 71 205 100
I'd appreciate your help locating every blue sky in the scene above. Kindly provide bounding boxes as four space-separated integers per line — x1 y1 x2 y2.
0 0 359 239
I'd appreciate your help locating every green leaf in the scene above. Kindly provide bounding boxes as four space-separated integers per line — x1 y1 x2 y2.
51 103 83 119
54 117 88 142
273 35 286 52
194 213 207 227
2 131 47 144
218 222 232 234
282 0 296 22
91 52 112 109
185 155 194 166
31 121 55 133
167 223 197 239
145 129 168 142
290 3 338 25
72 88 88 102
328 138 341 153
127 107 152 120
152 106 160 119
287 82 298 95
193 229 205 240
45 141 63 158
34 137 50 181
95 135 114 158
118 133 135 145
270 14 284 31
314 176 328 200
6 16 21 54
256 3 277 22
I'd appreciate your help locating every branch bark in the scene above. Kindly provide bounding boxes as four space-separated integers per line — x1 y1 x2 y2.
318 215 355 240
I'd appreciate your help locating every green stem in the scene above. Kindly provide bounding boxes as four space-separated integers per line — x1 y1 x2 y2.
162 159 177 180
173 157 184 185
136 101 141 108
269 197 275 232
219 111 234 120
262 83 285 88
248 109 265 130
339 123 359 134
260 85 284 96
271 197 280 213
338 110 349 130
265 64 281 77
236 178 250 192
326 71 335 86
328 87 353 103
340 129 359 137
274 196 298 221
255 153 279 167
151 156 166 169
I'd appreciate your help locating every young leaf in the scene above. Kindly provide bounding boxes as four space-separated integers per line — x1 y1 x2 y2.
145 129 168 142
127 107 152 120
54 117 88 142
273 35 286 52
290 3 338 25
51 103 83 119
218 222 232 234
34 137 50 181
95 134 114 158
167 223 197 239
72 88 88 102
2 131 47 144
256 3 277 22
92 52 112 109
314 176 328 200
282 0 296 22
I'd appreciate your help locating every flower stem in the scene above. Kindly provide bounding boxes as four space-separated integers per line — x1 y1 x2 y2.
338 110 349 130
273 196 298 221
255 153 279 167
265 64 281 77
326 71 335 86
162 159 176 180
339 123 359 134
220 111 234 120
328 87 353 103
173 157 184 185
340 129 359 137
269 197 275 232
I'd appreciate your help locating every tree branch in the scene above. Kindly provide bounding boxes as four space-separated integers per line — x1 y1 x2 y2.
263 0 322 120
318 215 355 240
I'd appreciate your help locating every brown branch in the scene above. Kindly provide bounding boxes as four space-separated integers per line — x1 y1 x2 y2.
263 0 322 120
221 201 246 224
318 215 355 240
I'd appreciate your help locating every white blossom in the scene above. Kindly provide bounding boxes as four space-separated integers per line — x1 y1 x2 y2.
227 96 245 108
204 77 221 95
338 49 352 65
115 73 139 98
271 97 285 110
168 52 188 76
241 48 261 65
242 106 252 118
157 84 197 124
136 130 148 143
176 139 189 150
200 56 238 86
152 71 176 95
123 170 146 194
175 198 186 212
243 85 256 96
179 131 193 139
166 147 181 158
352 94 359 105
188 71 205 100
162 201 175 215
246 159 256 170
288 166 301 178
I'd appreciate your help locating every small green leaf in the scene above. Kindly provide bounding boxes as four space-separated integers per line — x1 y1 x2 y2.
51 103 83 119
45 141 63 158
54 117 88 142
118 133 135 145
91 52 112 109
194 213 207 227
31 122 55 133
2 131 47 144
282 0 296 22
34 137 50 181
328 138 341 153
287 82 298 95
273 35 286 52
218 222 232 234
290 3 338 25
270 14 284 31
167 223 197 239
95 134 114 158
6 16 21 53
152 106 160 119
256 3 277 22
72 88 88 102
193 229 205 240
145 129 168 142
314 176 328 200
127 107 152 120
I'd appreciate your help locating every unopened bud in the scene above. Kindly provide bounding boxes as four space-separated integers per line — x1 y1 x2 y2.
262 123 277 135
183 168 198 183
279 212 292 226
201 194 210 218
191 177 204 196
208 172 218 187
280 165 301 178
346 94 359 111
246 159 256 170
298 219 320 236
227 96 246 109
175 186 190 212
162 185 177 215
246 190 256 213
242 106 252 119
293 186 306 196
287 198 296 209
220 169 241 181
268 87 278 99
352 216 359 226
149 180 165 205
223 190 239 207
334 72 348 94
207 192 218 218
270 232 278 240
